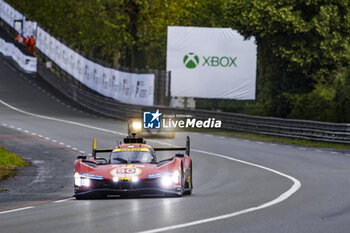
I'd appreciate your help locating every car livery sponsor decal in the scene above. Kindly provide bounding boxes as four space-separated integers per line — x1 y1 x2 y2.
81 173 104 180
110 167 142 178
147 173 162 179
113 148 149 152
147 172 171 179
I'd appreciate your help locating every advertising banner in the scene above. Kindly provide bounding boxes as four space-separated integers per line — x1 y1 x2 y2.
75 53 85 82
0 38 4 54
2 41 12 56
12 43 20 61
0 38 37 73
111 69 122 100
47 35 55 60
119 71 131 104
99 66 111 96
53 38 61 67
93 63 104 94
2 2 9 25
167 26 256 100
2 1 22 30
13 46 37 72
60 43 69 72
2 2 10 26
82 58 94 89
23 21 37 37
36 26 43 50
67 48 76 77
1 5 155 106
0 1 3 20
130 73 154 106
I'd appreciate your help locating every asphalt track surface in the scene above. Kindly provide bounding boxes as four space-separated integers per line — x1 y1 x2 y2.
0 55 350 233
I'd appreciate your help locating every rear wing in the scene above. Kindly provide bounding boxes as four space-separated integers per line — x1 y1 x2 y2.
92 138 113 159
91 136 190 158
154 136 190 156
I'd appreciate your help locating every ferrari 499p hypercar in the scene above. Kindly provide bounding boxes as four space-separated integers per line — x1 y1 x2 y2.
74 135 192 199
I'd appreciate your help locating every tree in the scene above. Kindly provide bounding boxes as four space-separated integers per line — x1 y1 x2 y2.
134 0 227 69
226 0 350 117
6 0 227 69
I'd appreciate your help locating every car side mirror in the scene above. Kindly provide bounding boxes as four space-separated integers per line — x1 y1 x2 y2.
77 155 86 160
175 153 184 158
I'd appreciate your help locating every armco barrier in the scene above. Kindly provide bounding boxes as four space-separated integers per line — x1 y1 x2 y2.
37 62 350 144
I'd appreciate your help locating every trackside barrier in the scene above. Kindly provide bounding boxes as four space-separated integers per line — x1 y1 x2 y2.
37 61 350 144
37 62 141 119
0 30 37 73
2 0 350 144
0 0 171 106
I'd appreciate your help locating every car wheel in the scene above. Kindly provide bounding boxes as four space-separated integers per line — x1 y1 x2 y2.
75 195 89 200
184 163 193 195
176 165 184 197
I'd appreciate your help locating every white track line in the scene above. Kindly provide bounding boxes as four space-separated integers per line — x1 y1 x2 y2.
137 149 301 233
54 198 75 203
0 99 301 231
2 123 86 159
0 100 126 137
0 206 34 215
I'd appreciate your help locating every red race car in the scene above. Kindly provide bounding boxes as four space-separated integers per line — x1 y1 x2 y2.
74 134 192 199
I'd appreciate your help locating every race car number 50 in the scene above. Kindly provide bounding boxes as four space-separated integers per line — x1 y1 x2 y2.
110 168 142 177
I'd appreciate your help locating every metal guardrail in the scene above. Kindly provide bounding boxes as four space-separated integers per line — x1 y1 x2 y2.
37 62 350 144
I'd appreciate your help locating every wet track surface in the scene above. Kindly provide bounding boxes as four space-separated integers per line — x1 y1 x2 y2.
1 55 350 233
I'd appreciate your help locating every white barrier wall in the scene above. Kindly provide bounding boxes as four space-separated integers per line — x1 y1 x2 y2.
0 0 22 30
35 26 155 106
0 37 37 73
0 0 155 106
23 21 37 38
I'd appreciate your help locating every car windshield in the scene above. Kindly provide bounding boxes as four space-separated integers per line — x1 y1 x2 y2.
110 150 153 164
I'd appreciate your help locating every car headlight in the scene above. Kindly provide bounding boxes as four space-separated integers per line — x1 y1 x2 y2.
113 176 119 182
172 170 180 184
161 171 181 187
132 121 142 130
81 178 90 187
161 176 172 187
74 172 91 187
74 172 81 186
131 176 139 183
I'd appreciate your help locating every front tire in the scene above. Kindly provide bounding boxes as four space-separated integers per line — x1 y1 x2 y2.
75 195 89 200
175 165 184 197
184 162 193 195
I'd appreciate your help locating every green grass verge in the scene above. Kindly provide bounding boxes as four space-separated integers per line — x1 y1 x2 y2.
0 146 28 181
185 129 350 150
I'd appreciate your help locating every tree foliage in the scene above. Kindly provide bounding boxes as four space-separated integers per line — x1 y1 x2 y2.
6 0 225 69
6 0 131 64
226 0 350 118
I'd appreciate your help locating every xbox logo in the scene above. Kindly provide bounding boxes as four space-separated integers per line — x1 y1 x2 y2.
183 52 199 69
